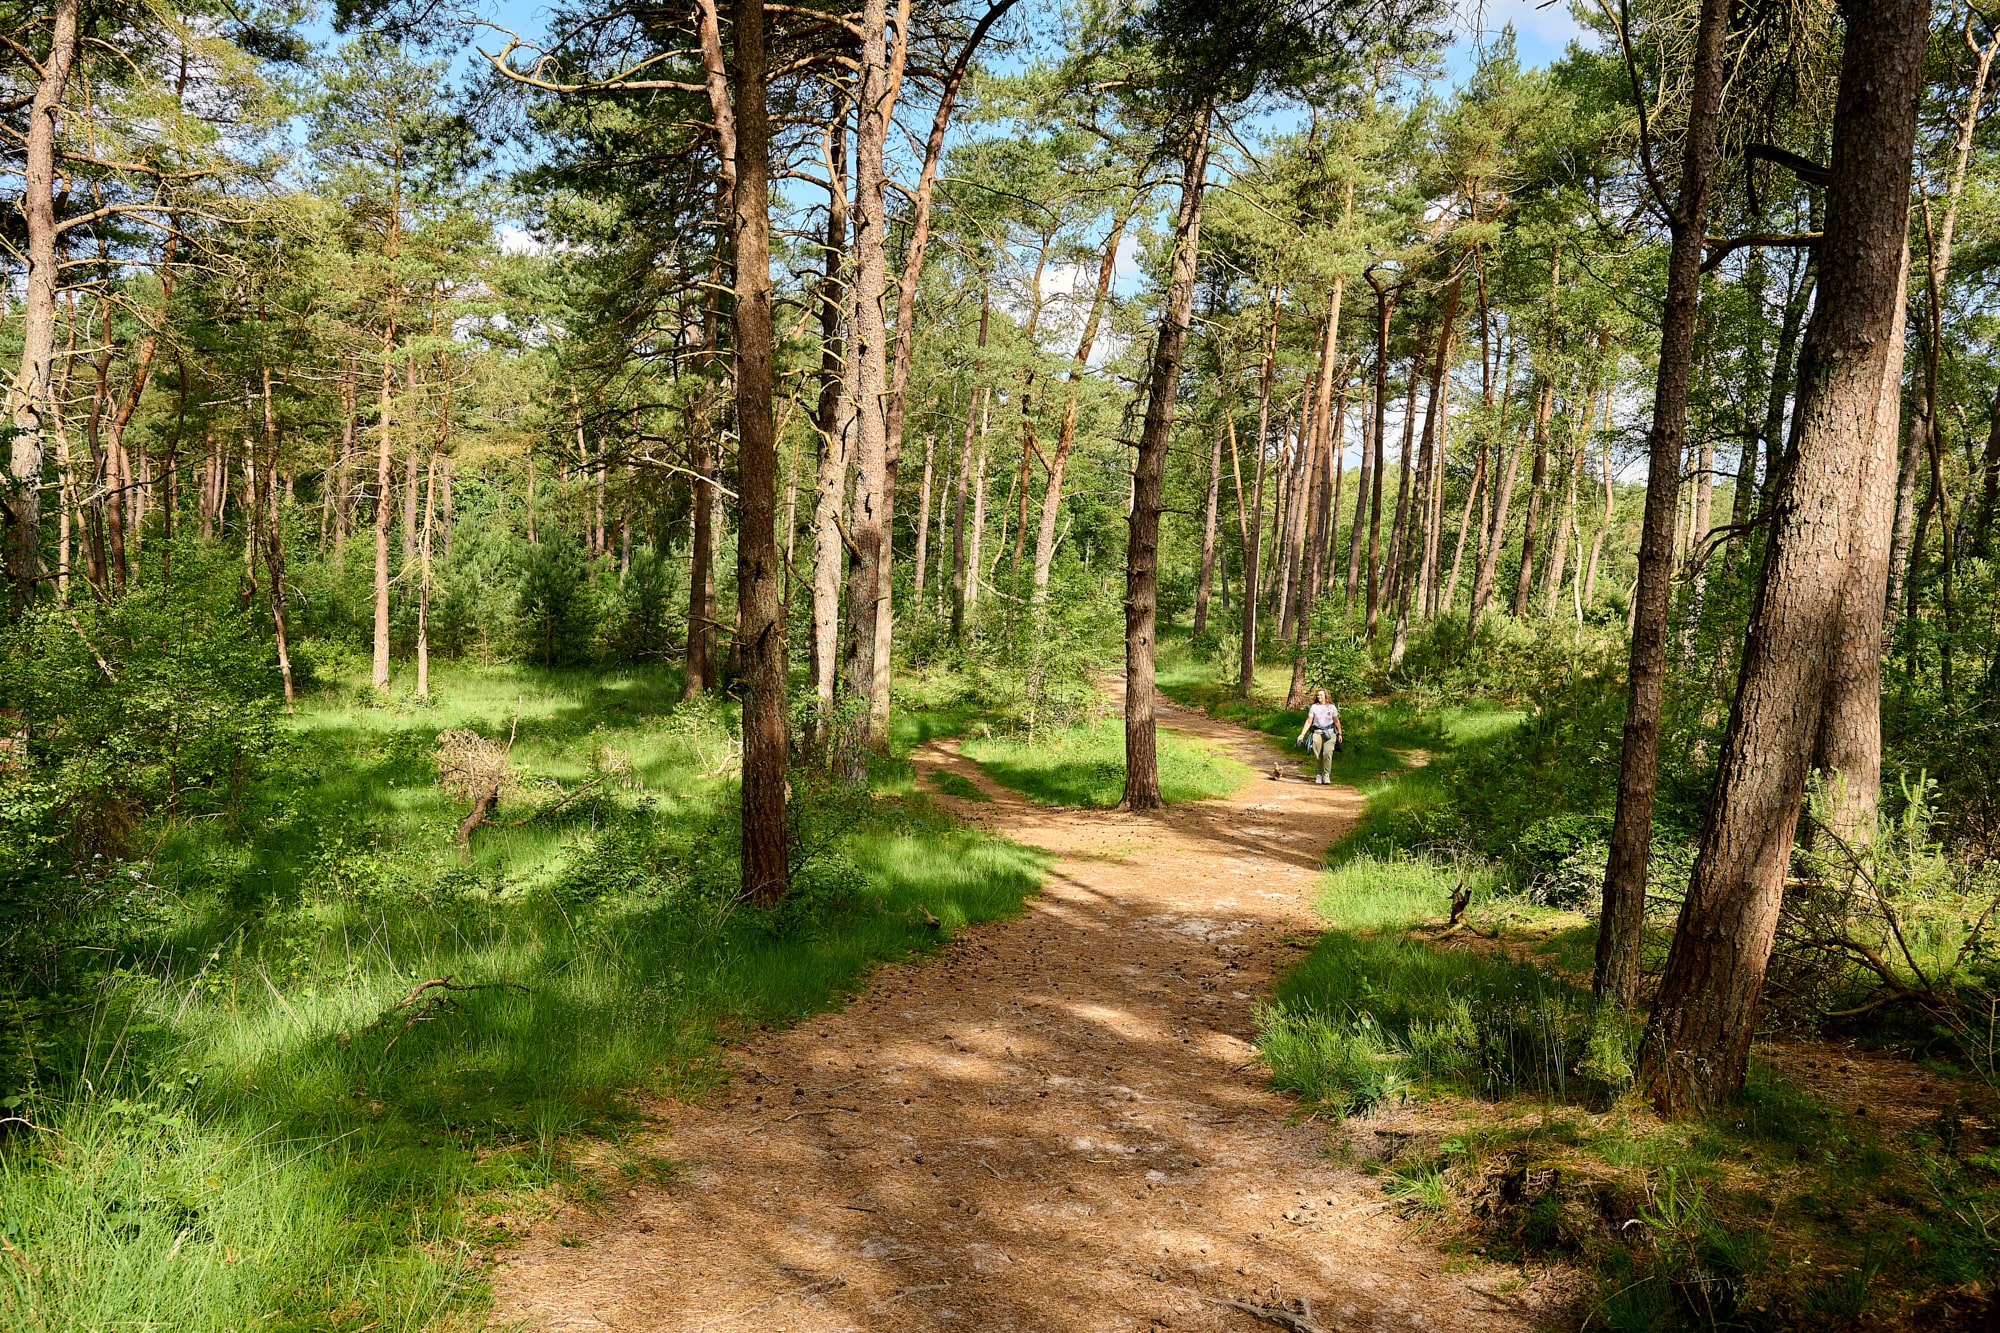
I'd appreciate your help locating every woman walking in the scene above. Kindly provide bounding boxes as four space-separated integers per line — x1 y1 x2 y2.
1295 689 1343 784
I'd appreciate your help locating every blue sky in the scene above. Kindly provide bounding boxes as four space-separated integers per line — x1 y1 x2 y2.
427 0 1587 94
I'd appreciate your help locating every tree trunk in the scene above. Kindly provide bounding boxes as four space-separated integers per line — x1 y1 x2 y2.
1382 360 1420 617
1641 0 1925 1111
685 421 717 699
912 433 935 619
1194 418 1224 635
1036 220 1125 606
837 0 896 779
373 324 396 694
3 0 79 607
1811 247 1907 840
1242 288 1278 694
1443 429 1484 615
1974 394 2000 559
416 452 436 699
966 396 991 616
1123 101 1212 812
810 111 849 726
1583 427 1614 607
1513 381 1552 616
1363 282 1395 634
1594 0 1734 1008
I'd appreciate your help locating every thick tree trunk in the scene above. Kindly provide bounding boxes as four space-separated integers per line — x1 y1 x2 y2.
1812 250 1907 839
1642 0 1925 1111
836 0 895 781
1123 102 1211 812
1593 0 1733 1008
3 0 79 607
726 0 790 904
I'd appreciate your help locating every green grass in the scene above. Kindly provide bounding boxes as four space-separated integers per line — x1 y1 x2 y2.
927 770 990 801
959 715 1256 807
1 661 1046 1332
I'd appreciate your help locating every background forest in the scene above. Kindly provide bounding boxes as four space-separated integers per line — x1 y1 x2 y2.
4 0 2000 1324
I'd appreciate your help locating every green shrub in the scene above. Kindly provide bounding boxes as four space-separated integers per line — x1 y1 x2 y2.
515 537 598 666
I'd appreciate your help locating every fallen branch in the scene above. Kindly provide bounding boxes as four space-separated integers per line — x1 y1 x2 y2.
499 775 608 827
372 975 530 1076
1213 1297 1322 1332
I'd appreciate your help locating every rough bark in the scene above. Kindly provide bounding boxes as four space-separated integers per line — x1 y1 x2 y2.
1812 249 1907 839
1123 103 1211 812
731 0 790 905
837 0 894 780
1593 0 1732 1008
3 0 79 606
1642 0 1925 1110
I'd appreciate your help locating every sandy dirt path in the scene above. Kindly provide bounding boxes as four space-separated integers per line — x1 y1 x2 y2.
491 692 1532 1332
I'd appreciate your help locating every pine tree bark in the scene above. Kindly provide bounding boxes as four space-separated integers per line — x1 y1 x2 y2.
1642 0 1926 1110
728 0 790 905
1592 0 1732 1008
1812 249 1907 840
1123 101 1212 812
837 0 894 781
3 0 79 607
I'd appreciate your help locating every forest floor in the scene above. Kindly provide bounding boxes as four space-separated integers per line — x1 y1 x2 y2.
491 688 1548 1331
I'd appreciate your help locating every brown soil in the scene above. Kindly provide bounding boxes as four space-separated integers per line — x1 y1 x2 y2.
490 691 1542 1331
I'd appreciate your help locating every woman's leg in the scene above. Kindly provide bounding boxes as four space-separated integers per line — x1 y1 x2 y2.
1318 735 1335 781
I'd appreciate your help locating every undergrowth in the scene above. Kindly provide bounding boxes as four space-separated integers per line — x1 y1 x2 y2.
1164 630 2000 1330
0 662 1045 1332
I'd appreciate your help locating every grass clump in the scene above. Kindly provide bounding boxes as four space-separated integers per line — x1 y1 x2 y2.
960 715 1254 807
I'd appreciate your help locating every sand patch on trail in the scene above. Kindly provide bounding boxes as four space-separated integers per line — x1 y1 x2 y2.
490 688 1543 1331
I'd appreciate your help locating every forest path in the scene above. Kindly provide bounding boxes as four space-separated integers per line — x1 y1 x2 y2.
491 685 1531 1332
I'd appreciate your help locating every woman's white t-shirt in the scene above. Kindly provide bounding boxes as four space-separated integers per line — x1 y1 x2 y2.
1307 702 1340 730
